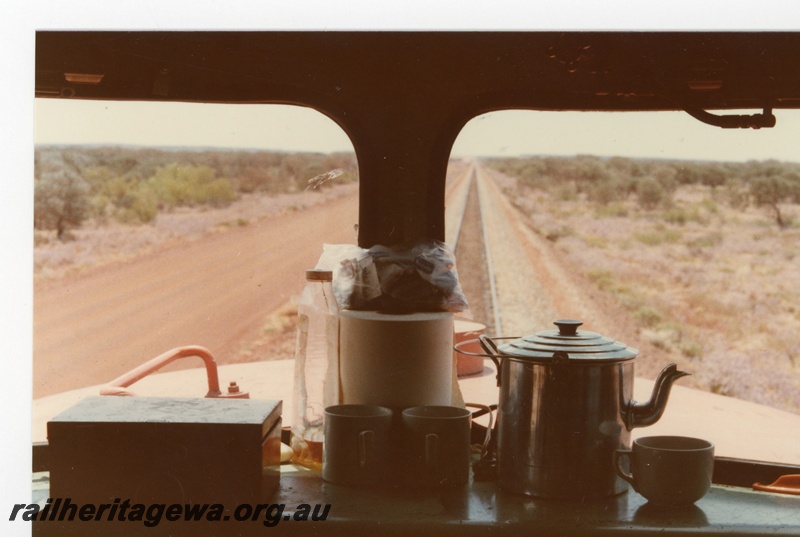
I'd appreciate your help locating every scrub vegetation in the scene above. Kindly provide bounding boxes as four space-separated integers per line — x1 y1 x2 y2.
34 145 359 236
487 155 800 414
33 146 358 279
32 149 800 414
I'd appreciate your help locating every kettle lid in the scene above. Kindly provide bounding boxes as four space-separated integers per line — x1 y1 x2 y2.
499 319 638 363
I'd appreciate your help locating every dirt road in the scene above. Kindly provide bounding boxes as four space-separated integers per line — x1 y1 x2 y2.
33 193 359 398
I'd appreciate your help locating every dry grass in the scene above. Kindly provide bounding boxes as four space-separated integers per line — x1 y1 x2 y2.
511 182 800 414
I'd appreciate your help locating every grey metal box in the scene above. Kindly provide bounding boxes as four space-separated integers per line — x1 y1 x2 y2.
47 396 282 505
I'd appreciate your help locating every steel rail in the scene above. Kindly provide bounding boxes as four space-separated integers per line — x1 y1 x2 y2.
448 161 475 252
448 160 502 336
474 162 503 337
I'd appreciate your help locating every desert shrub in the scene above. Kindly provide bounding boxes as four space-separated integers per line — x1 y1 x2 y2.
634 226 682 246
594 202 629 218
510 158 548 188
586 269 647 314
33 230 51 247
587 177 627 206
653 166 679 193
661 204 710 226
662 206 695 226
146 164 237 209
750 174 795 229
686 232 723 250
586 268 615 291
633 306 663 327
675 163 700 185
606 156 636 176
33 146 360 236
196 178 238 206
34 167 90 240
114 192 158 224
635 177 671 210
544 225 574 242
701 197 720 214
553 181 578 201
642 328 676 351
700 165 727 189
680 340 703 359
582 234 608 249
674 162 728 188
724 179 751 210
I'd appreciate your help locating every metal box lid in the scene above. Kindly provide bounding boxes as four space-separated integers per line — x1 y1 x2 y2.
49 396 282 438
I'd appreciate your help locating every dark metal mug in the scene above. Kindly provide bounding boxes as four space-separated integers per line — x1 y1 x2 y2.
323 404 393 487
401 405 472 488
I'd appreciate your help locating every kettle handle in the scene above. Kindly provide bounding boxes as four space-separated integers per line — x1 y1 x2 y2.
453 336 515 387
479 335 504 387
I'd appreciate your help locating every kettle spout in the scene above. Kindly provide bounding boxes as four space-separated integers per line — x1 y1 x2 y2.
626 363 690 430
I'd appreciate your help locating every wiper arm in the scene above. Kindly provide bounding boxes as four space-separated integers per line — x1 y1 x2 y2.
684 107 776 129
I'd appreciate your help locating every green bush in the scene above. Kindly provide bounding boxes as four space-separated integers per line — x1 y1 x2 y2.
635 177 670 210
661 206 691 225
594 202 629 218
34 168 90 240
33 146 360 236
115 192 158 224
634 227 682 246
749 174 795 229
544 225 574 242
587 178 626 206
196 178 237 206
725 179 751 210
701 198 720 214
633 306 663 327
586 268 615 291
686 233 723 250
146 164 236 209
680 340 703 359
553 181 578 201
661 205 709 226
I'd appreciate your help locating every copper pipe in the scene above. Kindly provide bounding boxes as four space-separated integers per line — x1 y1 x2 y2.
100 345 222 397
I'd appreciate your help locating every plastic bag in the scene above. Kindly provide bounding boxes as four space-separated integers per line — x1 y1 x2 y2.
315 244 381 309
315 241 471 317
368 240 471 316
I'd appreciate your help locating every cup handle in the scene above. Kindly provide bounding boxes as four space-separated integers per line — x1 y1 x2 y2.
425 433 439 469
358 430 375 468
614 448 636 487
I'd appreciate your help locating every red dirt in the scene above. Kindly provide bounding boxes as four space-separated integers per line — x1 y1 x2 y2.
33 193 358 399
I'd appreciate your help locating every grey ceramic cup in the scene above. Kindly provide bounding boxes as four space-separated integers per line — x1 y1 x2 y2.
615 436 714 505
402 405 472 487
323 404 393 487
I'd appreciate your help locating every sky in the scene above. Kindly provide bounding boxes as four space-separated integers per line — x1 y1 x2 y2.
3 2 800 531
34 99 800 163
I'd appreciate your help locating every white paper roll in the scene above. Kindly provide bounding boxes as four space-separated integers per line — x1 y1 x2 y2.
340 310 454 410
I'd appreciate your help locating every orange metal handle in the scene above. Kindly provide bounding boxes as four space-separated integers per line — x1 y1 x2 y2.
100 345 222 397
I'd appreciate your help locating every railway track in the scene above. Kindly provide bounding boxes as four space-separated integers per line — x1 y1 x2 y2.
447 162 502 335
448 160 606 339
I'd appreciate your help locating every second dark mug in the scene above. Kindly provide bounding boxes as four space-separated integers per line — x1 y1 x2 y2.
402 405 472 487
